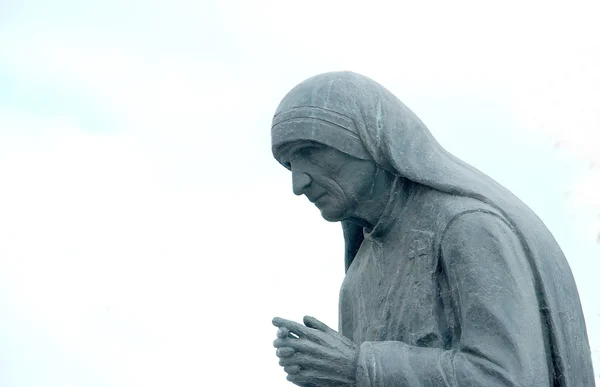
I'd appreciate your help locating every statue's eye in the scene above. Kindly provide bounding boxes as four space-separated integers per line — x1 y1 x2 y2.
300 146 321 160
287 143 325 167
290 146 317 163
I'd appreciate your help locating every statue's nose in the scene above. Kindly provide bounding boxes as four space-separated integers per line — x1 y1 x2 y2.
292 170 312 196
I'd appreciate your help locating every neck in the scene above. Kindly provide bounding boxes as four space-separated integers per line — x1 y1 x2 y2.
347 169 404 230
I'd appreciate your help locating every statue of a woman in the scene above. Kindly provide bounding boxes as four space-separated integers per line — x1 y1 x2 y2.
270 72 593 386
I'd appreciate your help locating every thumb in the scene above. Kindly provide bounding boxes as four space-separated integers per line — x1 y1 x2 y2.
303 315 335 334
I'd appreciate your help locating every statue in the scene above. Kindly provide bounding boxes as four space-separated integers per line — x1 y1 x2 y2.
270 72 594 386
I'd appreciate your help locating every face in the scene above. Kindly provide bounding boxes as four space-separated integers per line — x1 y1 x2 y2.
280 141 377 222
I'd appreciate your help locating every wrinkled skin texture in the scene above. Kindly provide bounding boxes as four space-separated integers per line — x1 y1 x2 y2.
279 141 387 226
273 316 358 387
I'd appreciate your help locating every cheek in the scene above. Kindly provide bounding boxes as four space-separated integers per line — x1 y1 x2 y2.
338 170 375 201
337 184 360 202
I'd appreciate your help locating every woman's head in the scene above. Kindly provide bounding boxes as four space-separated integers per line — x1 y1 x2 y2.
270 72 424 227
270 71 518 264
271 71 438 178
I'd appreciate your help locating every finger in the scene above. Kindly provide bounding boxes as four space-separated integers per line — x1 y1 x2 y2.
276 347 295 357
273 337 295 348
272 317 316 339
277 327 291 338
273 338 324 355
303 315 355 348
287 374 336 387
279 353 318 368
287 379 315 387
287 369 352 386
287 373 314 386
283 365 301 375
278 352 337 371
286 371 329 386
303 316 335 334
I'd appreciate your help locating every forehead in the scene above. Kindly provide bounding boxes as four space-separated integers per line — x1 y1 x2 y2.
279 141 326 162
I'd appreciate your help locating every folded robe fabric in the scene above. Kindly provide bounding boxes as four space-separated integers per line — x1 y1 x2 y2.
271 71 594 386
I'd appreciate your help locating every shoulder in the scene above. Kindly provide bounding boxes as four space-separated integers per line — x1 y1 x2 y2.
415 188 499 225
440 210 524 268
409 189 505 245
444 210 515 242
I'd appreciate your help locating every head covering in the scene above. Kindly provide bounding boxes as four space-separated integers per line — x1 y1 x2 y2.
271 71 594 386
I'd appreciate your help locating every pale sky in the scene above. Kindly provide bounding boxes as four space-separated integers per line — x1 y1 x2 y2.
0 0 599 385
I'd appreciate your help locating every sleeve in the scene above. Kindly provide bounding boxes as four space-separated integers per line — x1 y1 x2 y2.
354 211 549 387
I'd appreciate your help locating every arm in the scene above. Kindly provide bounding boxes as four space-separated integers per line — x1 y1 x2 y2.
355 211 549 386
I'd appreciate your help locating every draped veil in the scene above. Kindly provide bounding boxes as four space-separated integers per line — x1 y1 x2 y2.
271 71 593 386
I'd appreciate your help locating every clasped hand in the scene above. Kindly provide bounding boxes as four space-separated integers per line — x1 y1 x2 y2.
273 315 358 387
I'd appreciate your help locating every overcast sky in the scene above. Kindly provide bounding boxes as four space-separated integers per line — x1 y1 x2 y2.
1 0 599 385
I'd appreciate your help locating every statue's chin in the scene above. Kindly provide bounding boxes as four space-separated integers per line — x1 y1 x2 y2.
319 205 349 223
320 213 340 222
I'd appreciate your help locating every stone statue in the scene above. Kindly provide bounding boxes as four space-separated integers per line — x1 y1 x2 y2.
270 72 594 386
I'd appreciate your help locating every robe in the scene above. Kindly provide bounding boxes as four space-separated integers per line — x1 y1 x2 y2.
272 71 594 385
339 184 551 386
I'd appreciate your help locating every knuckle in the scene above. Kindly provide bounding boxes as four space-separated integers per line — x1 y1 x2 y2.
282 348 295 356
277 327 289 338
286 374 303 383
276 347 292 357
284 365 300 374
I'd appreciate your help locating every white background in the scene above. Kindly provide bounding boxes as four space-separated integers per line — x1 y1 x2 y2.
1 0 599 385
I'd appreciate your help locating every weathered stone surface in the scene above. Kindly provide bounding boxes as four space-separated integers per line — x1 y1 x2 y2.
271 72 594 386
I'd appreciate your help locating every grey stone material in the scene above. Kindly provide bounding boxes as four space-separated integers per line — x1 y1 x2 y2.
271 71 594 386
